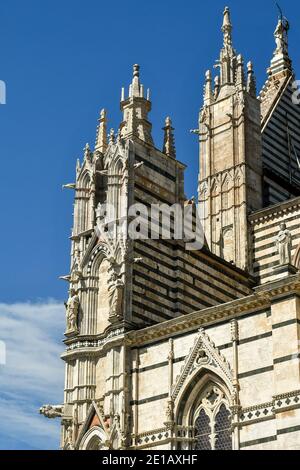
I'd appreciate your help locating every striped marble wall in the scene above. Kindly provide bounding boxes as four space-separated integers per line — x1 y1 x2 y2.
132 145 252 326
250 197 300 283
262 78 300 206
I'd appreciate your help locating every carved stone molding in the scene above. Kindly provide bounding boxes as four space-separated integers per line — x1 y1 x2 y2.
238 389 300 427
125 293 269 348
199 163 246 193
172 328 234 402
133 427 171 448
249 197 300 226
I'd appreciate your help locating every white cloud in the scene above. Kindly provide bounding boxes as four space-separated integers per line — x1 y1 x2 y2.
0 301 65 450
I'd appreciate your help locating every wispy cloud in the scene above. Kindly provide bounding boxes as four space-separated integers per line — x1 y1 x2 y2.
0 301 65 450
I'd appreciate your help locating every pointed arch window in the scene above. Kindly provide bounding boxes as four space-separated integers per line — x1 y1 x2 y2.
193 384 232 451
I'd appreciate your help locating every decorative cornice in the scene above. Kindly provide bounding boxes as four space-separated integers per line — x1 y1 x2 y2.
62 327 126 359
125 294 268 348
249 196 300 225
132 427 171 448
239 389 300 427
255 273 300 300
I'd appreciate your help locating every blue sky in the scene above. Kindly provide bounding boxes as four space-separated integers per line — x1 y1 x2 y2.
0 0 299 450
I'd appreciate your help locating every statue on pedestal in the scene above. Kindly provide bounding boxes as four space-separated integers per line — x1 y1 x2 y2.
108 270 124 320
65 289 79 334
274 17 289 55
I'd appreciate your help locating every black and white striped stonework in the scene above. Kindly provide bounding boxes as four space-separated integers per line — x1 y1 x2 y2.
262 78 300 206
132 146 252 327
250 197 300 283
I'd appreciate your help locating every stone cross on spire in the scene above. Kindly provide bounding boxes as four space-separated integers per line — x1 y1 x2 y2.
162 117 176 159
119 64 153 145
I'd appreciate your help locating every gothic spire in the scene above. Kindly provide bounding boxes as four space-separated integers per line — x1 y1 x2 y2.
109 128 115 145
119 64 153 145
222 6 233 48
162 117 176 159
218 7 237 87
84 143 92 162
247 61 257 97
95 109 108 153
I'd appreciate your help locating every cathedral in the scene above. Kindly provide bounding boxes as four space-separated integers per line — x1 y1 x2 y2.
41 7 300 450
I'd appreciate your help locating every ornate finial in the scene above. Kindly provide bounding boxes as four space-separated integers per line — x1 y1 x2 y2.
204 70 213 105
109 128 115 144
84 143 92 162
133 64 140 78
119 64 153 144
222 6 232 47
162 117 176 159
231 319 239 342
236 54 245 87
214 75 220 99
131 64 141 97
95 109 108 153
76 158 81 173
247 61 257 97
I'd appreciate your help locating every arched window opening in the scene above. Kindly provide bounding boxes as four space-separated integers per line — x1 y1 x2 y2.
115 160 124 221
78 173 91 233
194 409 211 450
214 404 232 450
193 384 232 451
95 159 108 208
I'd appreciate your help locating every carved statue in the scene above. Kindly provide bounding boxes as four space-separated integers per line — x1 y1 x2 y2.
108 271 124 319
40 404 63 419
276 223 292 265
274 18 289 55
165 399 174 422
65 289 79 333
65 426 74 450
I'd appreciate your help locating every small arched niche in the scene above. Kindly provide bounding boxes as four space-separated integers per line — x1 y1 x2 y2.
79 427 108 450
221 226 234 264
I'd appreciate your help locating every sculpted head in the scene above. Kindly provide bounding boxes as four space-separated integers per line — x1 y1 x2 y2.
280 222 287 231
